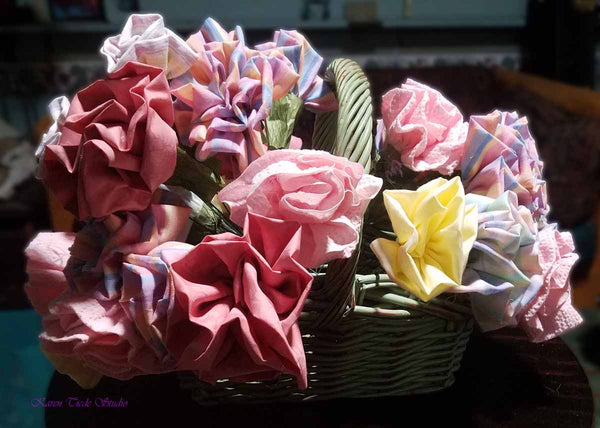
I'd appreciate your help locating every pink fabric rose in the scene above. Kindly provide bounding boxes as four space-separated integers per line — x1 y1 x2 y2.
24 232 74 316
461 110 548 218
40 62 178 219
519 224 582 342
218 149 383 268
165 213 313 388
381 79 468 175
170 18 300 178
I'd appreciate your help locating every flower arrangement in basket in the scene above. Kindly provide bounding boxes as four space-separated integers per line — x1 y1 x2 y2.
26 14 583 401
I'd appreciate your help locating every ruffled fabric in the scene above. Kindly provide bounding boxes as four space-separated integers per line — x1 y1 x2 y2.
101 13 199 79
519 224 582 342
256 29 336 111
461 110 548 219
218 149 382 268
40 62 178 219
171 18 300 178
456 191 543 331
381 79 468 175
166 214 313 388
370 177 478 301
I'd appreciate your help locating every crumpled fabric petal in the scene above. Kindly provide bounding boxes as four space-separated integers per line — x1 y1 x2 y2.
256 29 336 111
165 213 313 388
101 13 199 79
218 149 382 268
461 110 548 219
454 191 543 331
370 177 478 301
381 79 468 175
35 96 70 164
40 62 178 219
170 17 300 178
519 224 582 342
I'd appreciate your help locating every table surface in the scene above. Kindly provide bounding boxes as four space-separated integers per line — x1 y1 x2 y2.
45 328 594 428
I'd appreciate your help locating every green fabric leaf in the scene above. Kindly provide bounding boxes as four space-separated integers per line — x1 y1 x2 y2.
265 93 303 149
165 147 223 203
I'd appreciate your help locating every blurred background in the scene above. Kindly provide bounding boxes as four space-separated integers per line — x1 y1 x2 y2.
1 0 600 426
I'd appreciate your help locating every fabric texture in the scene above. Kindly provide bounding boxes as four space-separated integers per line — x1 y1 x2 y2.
170 18 300 178
41 62 178 219
370 177 478 301
218 149 382 268
519 224 582 342
380 79 468 175
256 29 337 111
457 191 543 331
101 13 199 79
166 214 313 388
461 110 548 219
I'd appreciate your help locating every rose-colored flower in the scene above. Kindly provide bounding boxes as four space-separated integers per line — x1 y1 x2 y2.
170 18 300 178
218 149 383 268
101 13 199 79
165 213 313 388
40 62 178 219
519 224 582 342
256 29 337 111
381 79 468 175
461 110 548 218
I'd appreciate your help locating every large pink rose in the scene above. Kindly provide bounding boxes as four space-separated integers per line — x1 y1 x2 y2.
40 61 178 219
165 214 313 388
519 224 582 342
218 150 382 268
381 79 468 175
461 110 548 218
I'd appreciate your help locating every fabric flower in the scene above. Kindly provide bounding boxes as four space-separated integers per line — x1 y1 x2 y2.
457 191 543 332
101 13 199 79
256 29 336 111
27 192 192 382
519 224 582 342
380 79 468 175
218 149 382 268
40 62 178 219
166 213 313 388
35 96 70 165
461 110 548 218
370 177 478 301
170 18 300 178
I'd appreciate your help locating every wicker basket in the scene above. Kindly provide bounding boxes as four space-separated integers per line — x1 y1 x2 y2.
179 58 475 403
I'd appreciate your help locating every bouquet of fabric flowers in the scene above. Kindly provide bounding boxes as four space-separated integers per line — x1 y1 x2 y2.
26 13 582 393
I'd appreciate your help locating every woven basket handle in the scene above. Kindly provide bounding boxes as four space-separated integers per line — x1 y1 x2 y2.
308 59 374 328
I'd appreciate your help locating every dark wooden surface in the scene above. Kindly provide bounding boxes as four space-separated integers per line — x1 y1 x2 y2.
45 328 594 428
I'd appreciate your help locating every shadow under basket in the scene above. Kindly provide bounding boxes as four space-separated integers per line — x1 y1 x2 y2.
178 274 474 404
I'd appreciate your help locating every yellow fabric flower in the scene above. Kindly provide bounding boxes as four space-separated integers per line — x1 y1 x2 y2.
370 177 478 301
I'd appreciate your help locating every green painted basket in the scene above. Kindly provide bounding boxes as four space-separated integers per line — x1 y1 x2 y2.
178 58 474 403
